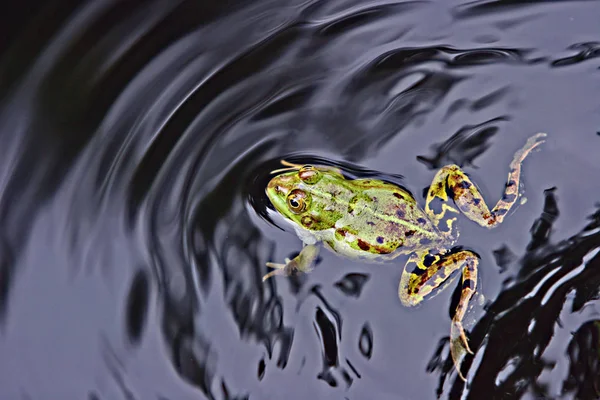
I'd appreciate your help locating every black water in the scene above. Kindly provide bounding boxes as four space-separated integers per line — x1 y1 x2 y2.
1 1 600 399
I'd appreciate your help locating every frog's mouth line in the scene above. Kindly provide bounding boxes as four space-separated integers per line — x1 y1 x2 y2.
265 185 292 219
268 196 288 217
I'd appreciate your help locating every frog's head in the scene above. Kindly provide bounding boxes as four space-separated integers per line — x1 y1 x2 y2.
266 163 345 232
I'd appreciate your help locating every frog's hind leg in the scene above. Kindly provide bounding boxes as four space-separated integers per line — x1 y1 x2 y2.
399 249 479 381
425 133 546 231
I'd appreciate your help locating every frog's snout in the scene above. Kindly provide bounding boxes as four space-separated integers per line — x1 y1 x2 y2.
266 175 295 216
266 175 293 197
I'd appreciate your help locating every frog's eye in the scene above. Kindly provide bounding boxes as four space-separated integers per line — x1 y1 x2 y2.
298 165 322 185
287 189 309 214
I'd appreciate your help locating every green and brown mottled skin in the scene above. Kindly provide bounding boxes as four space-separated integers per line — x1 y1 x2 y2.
266 167 442 259
263 132 547 381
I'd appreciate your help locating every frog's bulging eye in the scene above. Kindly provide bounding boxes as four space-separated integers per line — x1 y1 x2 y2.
287 189 308 214
298 165 322 184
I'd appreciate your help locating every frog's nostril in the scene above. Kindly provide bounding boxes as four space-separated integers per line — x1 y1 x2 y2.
266 181 287 196
267 178 281 190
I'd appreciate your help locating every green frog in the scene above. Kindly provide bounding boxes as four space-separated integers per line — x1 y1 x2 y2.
262 132 546 381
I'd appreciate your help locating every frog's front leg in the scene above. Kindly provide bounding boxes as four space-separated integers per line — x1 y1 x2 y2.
399 249 479 381
425 133 546 232
263 244 320 281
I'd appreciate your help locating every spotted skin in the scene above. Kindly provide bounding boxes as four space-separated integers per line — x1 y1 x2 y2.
263 133 547 381
398 248 479 380
400 132 545 380
426 136 543 229
399 251 478 307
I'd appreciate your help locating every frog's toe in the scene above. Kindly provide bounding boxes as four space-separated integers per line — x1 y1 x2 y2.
527 132 547 151
530 131 547 141
263 245 319 281
518 132 547 159
265 262 285 269
450 321 473 381
456 322 474 355
511 132 546 165
263 258 302 281
263 262 289 281
262 268 284 281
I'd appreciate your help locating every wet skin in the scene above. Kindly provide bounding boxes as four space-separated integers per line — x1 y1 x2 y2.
262 133 547 380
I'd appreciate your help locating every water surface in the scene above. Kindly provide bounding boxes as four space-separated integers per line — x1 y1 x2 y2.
1 1 600 399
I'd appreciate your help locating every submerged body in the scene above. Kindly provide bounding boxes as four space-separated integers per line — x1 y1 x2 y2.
263 133 546 381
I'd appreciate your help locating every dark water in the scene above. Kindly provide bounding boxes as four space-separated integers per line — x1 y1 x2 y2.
1 1 600 399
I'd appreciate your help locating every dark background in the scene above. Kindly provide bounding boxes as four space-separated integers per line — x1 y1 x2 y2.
1 1 599 399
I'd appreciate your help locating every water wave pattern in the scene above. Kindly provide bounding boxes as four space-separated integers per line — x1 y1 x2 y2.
1 1 600 399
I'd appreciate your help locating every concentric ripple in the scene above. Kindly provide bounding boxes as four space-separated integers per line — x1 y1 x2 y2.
0 1 600 399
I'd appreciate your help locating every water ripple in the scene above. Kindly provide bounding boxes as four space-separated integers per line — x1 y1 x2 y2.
1 1 599 399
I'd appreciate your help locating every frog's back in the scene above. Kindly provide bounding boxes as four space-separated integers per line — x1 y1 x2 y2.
331 179 441 261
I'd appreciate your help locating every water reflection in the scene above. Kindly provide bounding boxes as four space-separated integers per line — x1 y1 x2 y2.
417 119 504 170
564 320 600 398
436 194 600 398
1 0 600 399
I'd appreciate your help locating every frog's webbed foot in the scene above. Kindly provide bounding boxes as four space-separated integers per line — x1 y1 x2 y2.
263 244 319 281
263 258 295 281
450 321 474 381
511 132 546 166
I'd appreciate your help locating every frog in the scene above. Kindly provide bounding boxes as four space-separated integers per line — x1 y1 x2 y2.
262 132 547 381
